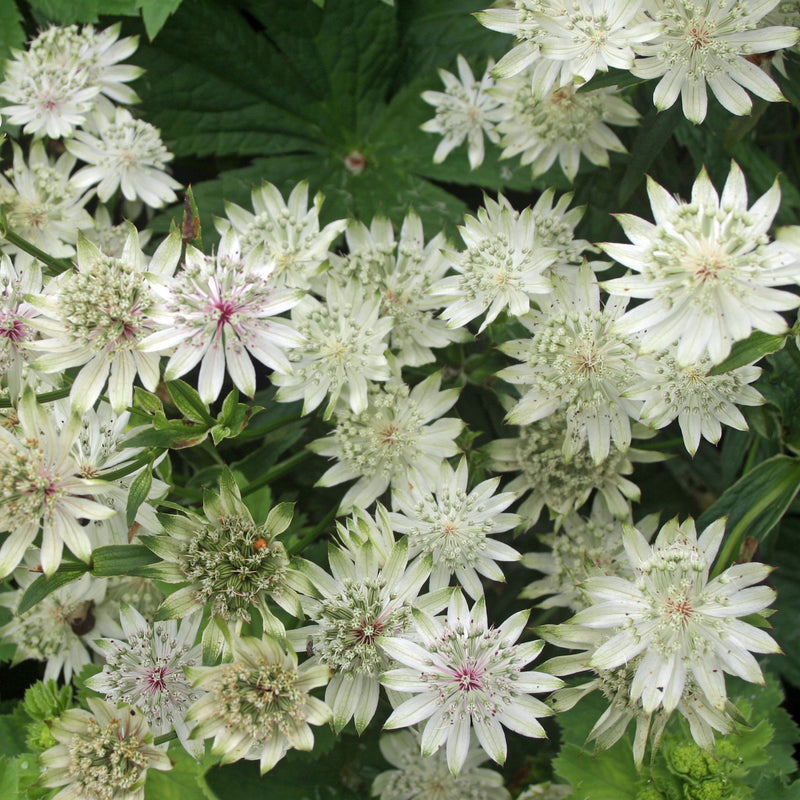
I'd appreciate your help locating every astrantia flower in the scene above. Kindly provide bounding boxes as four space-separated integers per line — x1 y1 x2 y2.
221 181 347 289
287 519 434 734
486 412 650 525
571 517 780 717
0 141 92 261
141 228 304 403
0 570 120 682
185 635 332 773
309 372 463 513
631 0 799 123
475 1 546 78
273 278 393 418
625 351 764 455
27 228 182 413
87 605 204 758
330 212 470 367
527 187 594 275
0 389 115 578
372 729 511 800
420 55 504 169
498 264 643 464
142 471 308 635
40 697 171 800
429 194 559 332
602 162 800 366
66 107 181 207
389 458 521 599
491 75 639 181
380 591 563 775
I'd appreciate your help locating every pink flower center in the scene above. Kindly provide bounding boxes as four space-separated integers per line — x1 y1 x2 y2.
454 662 483 692
0 317 27 343
146 666 170 693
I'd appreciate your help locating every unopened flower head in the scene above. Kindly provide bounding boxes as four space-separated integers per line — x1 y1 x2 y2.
0 141 92 261
87 605 204 757
372 729 511 800
142 228 304 403
0 390 116 578
272 277 393 419
527 187 593 272
602 162 800 366
631 0 800 123
486 411 643 526
288 513 433 733
381 591 563 775
144 471 307 633
626 351 764 455
429 193 559 331
221 181 347 289
39 697 171 800
66 107 181 207
310 372 463 514
330 212 469 366
27 228 182 413
420 54 504 169
185 635 332 774
389 457 521 599
491 75 639 182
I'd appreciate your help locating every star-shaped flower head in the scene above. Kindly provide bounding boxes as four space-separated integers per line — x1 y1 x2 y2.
602 161 800 366
381 590 563 775
420 54 504 169
185 635 332 774
27 226 183 414
631 0 800 123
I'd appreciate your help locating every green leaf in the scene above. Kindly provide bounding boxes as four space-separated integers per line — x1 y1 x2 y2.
126 465 153 528
26 0 100 22
167 380 215 425
0 756 17 799
137 0 184 40
709 330 787 375
91 545 160 577
145 740 217 800
696 455 800 576
17 561 90 615
0 0 25 64
0 706 30 759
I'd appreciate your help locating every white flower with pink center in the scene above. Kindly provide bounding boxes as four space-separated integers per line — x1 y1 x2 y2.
87 604 204 758
379 590 562 775
142 228 305 403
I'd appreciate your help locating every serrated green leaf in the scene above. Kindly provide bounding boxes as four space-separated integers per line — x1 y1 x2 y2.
709 330 788 375
167 380 215 425
133 386 165 416
137 0 183 40
126 466 153 528
0 756 17 799
17 561 90 615
0 0 25 64
91 545 160 577
27 0 100 22
697 455 800 576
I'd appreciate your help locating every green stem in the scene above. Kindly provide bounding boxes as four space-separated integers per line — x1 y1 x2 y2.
0 387 71 408
240 449 313 497
287 504 338 555
0 219 74 275
153 731 178 746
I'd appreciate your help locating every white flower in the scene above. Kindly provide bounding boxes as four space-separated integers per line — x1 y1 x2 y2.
625 351 764 455
27 227 182 414
0 389 116 578
631 0 799 123
420 55 504 169
185 635 332 774
602 162 800 366
0 569 120 682
380 591 563 775
309 372 463 514
287 516 434 734
141 228 304 403
65 107 181 208
429 193 559 331
388 457 521 599
272 277 393 419
87 605 205 758
372 729 511 800
40 697 171 800
491 74 640 182
0 141 92 261
220 181 347 289
475 2 546 79
498 263 644 464
329 211 470 367
85 204 152 258
571 517 780 716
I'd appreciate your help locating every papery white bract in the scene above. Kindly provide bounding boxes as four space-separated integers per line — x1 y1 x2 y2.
602 162 800 366
380 591 562 775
